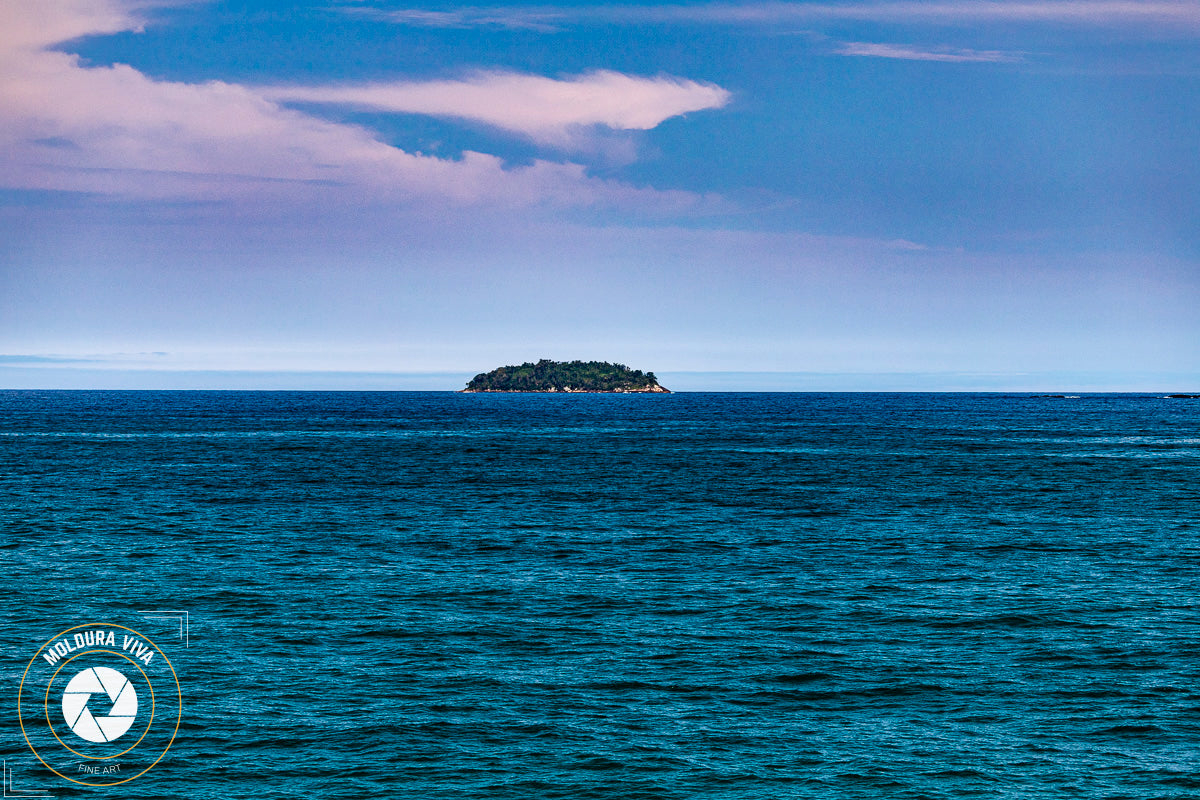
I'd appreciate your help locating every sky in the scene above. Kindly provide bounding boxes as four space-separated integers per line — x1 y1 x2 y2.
1 0 1198 390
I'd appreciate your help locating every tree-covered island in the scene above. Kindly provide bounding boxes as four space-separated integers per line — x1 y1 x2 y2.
462 360 670 393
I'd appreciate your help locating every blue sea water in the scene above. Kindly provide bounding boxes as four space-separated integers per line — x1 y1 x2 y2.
1 391 1198 799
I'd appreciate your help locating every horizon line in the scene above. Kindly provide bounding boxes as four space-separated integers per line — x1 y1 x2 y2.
1 366 1196 393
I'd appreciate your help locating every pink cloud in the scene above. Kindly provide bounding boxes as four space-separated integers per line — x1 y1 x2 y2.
0 0 137 52
0 0 726 211
262 71 731 149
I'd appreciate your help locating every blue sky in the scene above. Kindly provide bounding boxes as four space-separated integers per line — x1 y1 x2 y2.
1 0 1197 390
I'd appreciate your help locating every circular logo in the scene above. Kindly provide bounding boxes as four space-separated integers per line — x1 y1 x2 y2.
61 666 139 743
18 624 181 787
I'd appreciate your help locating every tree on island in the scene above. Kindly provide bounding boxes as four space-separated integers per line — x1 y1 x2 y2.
462 360 669 393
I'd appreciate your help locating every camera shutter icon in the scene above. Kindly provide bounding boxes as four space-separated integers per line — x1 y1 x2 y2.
61 667 138 743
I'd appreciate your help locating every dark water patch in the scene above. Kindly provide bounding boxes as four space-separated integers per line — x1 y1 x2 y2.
926 613 1115 630
1087 723 1169 737
764 672 835 685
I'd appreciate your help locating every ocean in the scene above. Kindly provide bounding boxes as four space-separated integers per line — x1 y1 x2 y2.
1 391 1198 798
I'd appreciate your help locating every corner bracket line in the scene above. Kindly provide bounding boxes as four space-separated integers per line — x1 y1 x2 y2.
3 761 53 798
135 610 189 647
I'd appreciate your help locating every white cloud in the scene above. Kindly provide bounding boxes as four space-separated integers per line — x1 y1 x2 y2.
344 7 564 32
0 0 726 210
261 71 731 148
837 42 1022 62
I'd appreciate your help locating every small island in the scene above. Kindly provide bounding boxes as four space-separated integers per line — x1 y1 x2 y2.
462 359 670 393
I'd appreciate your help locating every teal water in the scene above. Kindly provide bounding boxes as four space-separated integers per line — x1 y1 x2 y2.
2 391 1198 798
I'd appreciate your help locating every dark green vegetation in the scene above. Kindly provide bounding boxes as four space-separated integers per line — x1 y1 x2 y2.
463 360 669 393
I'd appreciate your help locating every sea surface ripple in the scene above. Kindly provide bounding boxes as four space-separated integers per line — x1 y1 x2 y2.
1 391 1198 798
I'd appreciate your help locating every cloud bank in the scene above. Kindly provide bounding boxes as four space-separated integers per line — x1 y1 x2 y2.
0 0 728 210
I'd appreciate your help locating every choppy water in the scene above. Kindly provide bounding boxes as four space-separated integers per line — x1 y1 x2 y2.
1 391 1198 798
